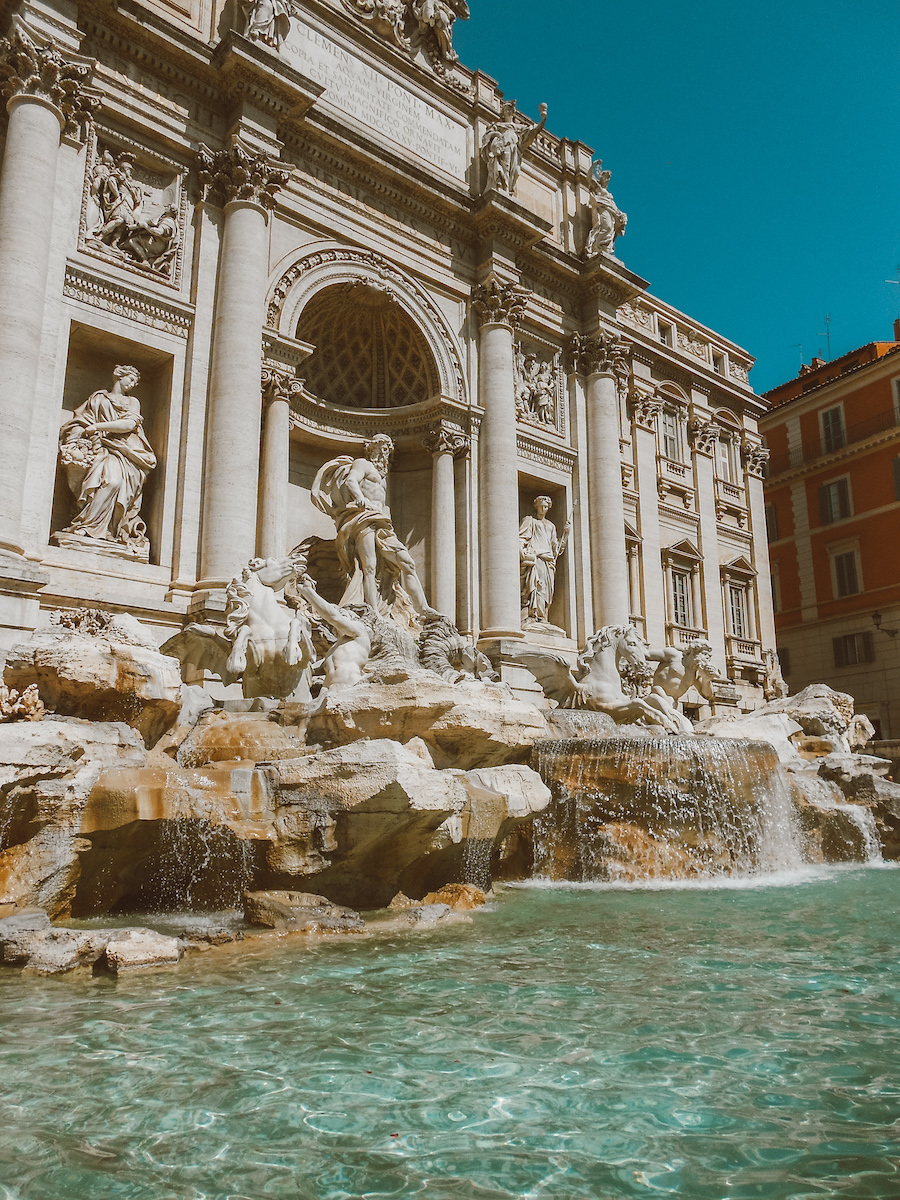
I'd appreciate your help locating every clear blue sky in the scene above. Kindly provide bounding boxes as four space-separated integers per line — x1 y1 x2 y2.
454 0 900 394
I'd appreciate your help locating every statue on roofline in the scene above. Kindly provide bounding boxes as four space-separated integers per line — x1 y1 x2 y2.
481 101 548 195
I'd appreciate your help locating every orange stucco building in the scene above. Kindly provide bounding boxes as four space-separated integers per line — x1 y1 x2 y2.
761 325 900 740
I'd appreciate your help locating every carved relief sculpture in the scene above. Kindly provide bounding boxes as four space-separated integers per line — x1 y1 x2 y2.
481 101 547 195
311 434 437 624
411 0 468 65
584 162 627 259
86 148 181 275
241 0 291 51
57 365 156 558
162 558 315 700
519 496 569 626
515 348 557 426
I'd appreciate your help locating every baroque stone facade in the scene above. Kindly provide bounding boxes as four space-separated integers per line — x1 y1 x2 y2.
0 0 772 711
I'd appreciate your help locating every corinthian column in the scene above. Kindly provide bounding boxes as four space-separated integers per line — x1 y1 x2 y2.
571 332 631 628
423 425 468 620
257 367 298 560
0 26 96 556
197 138 292 586
473 276 530 638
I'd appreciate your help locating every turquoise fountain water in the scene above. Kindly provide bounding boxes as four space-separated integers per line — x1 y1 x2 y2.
1 865 898 1199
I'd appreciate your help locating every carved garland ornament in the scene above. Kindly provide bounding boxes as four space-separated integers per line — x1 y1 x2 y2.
0 25 99 140
197 140 293 210
472 278 530 329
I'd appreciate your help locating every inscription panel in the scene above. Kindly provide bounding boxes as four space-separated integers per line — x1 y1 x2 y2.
284 18 468 179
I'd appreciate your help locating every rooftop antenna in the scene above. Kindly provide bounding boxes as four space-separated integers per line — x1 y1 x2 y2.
819 313 832 361
789 342 803 370
884 265 900 284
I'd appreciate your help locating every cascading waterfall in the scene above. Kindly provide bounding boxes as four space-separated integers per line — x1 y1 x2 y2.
531 736 807 882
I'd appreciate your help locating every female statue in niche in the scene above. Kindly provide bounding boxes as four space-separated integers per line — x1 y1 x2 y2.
58 365 156 554
519 495 569 626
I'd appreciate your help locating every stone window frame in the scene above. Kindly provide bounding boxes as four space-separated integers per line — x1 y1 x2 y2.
819 401 847 455
826 536 863 599
661 539 704 637
720 556 759 643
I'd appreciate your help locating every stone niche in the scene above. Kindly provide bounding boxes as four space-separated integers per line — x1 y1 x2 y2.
517 476 571 639
50 323 173 566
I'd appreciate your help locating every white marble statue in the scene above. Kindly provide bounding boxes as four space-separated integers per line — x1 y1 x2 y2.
517 624 687 732
481 101 548 195
311 434 436 623
649 640 723 708
519 496 569 625
294 577 373 691
118 205 179 273
242 0 291 49
58 366 156 554
585 162 627 258
411 0 467 64
162 557 315 700
516 351 556 425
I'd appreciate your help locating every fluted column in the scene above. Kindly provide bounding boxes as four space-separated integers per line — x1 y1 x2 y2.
631 395 666 643
257 367 297 559
423 425 468 620
572 332 631 628
744 442 776 650
473 277 529 637
197 139 292 585
0 26 96 556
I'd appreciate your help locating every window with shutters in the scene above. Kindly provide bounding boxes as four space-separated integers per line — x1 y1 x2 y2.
834 549 859 597
765 502 779 542
672 570 692 628
728 584 749 638
818 477 851 524
832 632 874 667
820 405 845 453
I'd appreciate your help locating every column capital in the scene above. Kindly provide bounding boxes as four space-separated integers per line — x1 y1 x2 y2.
689 417 719 456
568 330 631 378
197 136 293 211
742 441 770 478
0 24 99 139
472 276 530 329
631 394 664 430
261 364 301 406
422 425 469 458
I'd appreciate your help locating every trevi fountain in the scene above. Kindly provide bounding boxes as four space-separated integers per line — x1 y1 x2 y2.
0 0 896 1195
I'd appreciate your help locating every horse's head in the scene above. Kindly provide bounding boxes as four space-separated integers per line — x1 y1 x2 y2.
248 556 295 592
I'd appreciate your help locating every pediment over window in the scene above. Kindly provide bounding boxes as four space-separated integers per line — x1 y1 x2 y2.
662 539 702 567
721 555 757 580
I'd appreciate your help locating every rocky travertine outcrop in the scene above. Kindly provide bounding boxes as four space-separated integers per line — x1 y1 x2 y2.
4 613 181 747
0 718 146 916
306 671 549 769
243 889 364 933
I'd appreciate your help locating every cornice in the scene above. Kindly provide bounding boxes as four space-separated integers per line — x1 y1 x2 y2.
765 424 900 484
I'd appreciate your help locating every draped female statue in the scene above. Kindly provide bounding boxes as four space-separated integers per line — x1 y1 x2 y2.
58 365 156 555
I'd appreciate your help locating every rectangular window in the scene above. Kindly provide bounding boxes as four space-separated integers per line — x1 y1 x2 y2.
777 647 791 676
662 411 680 460
892 456 900 501
818 478 850 524
833 632 874 667
713 352 725 375
821 406 845 453
671 570 692 627
658 322 672 347
715 437 733 482
765 502 779 542
729 584 749 639
834 550 859 597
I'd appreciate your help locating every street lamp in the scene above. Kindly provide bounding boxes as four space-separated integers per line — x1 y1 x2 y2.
872 610 898 637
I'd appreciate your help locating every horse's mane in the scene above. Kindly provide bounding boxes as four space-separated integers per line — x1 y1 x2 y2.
224 558 266 641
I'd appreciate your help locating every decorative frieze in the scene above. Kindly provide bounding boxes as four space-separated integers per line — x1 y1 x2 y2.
472 277 530 329
0 25 99 140
729 361 750 384
197 140 293 210
63 264 193 337
677 329 708 359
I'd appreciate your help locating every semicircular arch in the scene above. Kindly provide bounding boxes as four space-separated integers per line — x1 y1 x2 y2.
266 244 466 404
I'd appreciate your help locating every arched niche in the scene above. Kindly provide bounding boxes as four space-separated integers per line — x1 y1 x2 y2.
266 245 466 408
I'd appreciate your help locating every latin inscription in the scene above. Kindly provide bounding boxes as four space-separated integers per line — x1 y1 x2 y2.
284 20 468 179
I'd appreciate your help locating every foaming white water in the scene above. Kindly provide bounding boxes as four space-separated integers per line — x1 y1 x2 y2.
508 861 897 893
